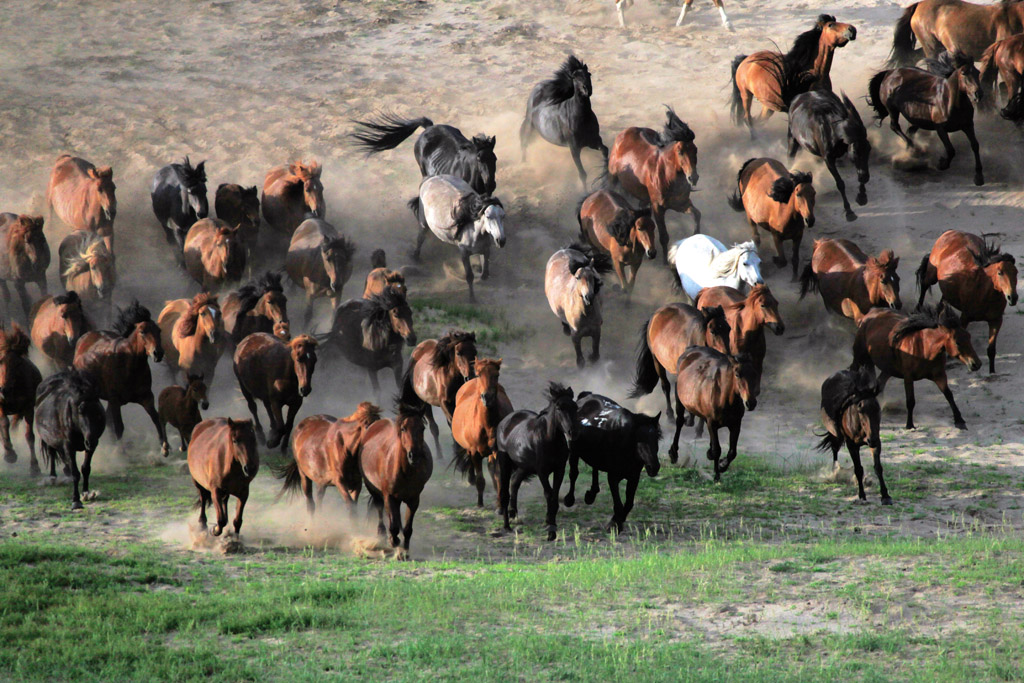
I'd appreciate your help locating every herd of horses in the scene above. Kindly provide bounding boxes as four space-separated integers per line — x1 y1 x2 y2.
1 0 1023 553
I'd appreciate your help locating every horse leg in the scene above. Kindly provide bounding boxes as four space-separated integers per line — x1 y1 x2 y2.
411 227 430 262
210 489 227 535
615 0 627 27
0 415 14 464
934 374 967 430
80 444 97 496
683 200 702 235
584 462 600 504
711 0 731 29
195 481 210 529
589 328 601 364
425 408 442 461
107 401 125 443
740 89 756 140
13 281 32 321
847 441 867 502
675 0 693 26
770 232 786 270
903 376 917 430
474 456 486 507
141 394 170 457
276 402 299 453
509 468 528 520
962 123 984 186
571 331 585 369
935 126 956 172
316 483 328 511
386 496 402 548
708 425 723 482
367 370 382 404
653 207 670 264
66 446 83 510
987 318 1002 374
239 386 265 444
872 444 892 505
889 111 916 150
541 463 565 541
498 452 513 530
232 490 248 535
787 129 800 158
303 295 315 332
569 142 587 189
563 449 579 507
668 393 685 464
401 496 419 551
302 475 316 521
790 233 802 281
825 157 856 222
721 421 740 473
460 247 476 303
26 415 39 475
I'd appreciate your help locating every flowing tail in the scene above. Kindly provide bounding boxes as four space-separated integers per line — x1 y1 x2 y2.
887 3 921 68
406 196 427 232
665 242 684 291
798 262 818 299
815 432 841 454
628 320 660 399
978 43 1001 106
729 55 747 126
349 112 434 155
915 254 932 307
270 458 303 502
866 71 890 123
451 442 474 480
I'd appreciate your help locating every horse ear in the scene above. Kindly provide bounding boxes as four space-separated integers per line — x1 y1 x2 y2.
573 266 584 279
30 216 44 230
485 136 495 151
196 160 206 176
227 417 235 428
96 166 113 178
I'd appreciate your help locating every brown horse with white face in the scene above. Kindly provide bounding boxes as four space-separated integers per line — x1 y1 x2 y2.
979 33 1024 106
0 214 49 321
451 358 514 508
800 239 901 323
577 190 656 295
285 218 355 329
58 232 116 310
916 230 1018 374
157 293 225 385
695 284 785 376
0 325 41 470
261 161 325 240
221 272 289 349
47 155 117 252
889 0 1024 66
188 417 259 536
183 219 246 291
30 292 90 372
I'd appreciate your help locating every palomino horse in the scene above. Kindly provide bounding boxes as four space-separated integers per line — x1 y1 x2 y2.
451 358 514 508
221 272 289 348
564 392 661 532
285 218 356 328
818 366 890 504
727 158 815 279
183 219 246 291
868 51 986 185
73 301 169 457
889 0 1024 65
629 303 730 420
613 0 731 30
800 239 902 323
496 383 577 541
577 190 656 295
30 293 90 371
545 243 611 368
668 235 763 301
151 157 208 252
350 113 497 195
520 55 607 188
47 155 116 252
359 402 433 552
157 293 226 386
275 402 382 521
667 347 760 480
58 232 116 313
261 161 325 239
730 15 857 136
916 230 1018 373
363 249 407 299
233 333 318 451
34 371 106 509
188 417 259 536
607 107 700 259
853 304 981 429
0 214 49 321
0 325 41 470
215 184 260 270
696 284 785 375
980 33 1024 106
157 374 209 451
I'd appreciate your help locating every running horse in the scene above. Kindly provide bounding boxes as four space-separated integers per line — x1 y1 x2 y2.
695 284 785 376
261 160 325 241
614 0 731 30
800 238 902 323
0 213 49 321
545 243 611 368
188 417 259 537
157 293 226 385
47 155 117 252
221 272 290 349
979 33 1024 106
451 358 514 509
888 0 1024 66
29 292 90 372
150 157 208 253
0 324 41 471
576 190 657 295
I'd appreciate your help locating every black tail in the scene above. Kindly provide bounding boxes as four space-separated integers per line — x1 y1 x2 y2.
727 189 744 212
887 3 921 68
729 55 747 126
798 262 818 299
349 112 434 155
451 442 474 480
399 360 427 409
628 320 660 399
407 197 426 231
270 459 303 502
866 71 890 123
915 254 931 306
816 432 841 454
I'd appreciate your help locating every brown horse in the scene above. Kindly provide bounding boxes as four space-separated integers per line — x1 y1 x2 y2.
285 218 355 329
157 293 226 386
73 301 169 456
183 219 245 291
577 190 657 294
853 304 981 429
30 293 90 371
606 107 700 260
359 402 433 552
695 284 785 375
46 155 117 252
400 330 477 457
261 161 325 239
730 15 857 136
451 358 514 508
214 184 260 267
233 332 318 450
889 0 1024 66
980 33 1024 105
0 214 49 321
363 249 406 299
188 417 259 536
0 325 41 470
916 230 1017 374
667 347 760 479
158 374 209 451
800 239 902 322
545 243 611 368
58 231 116 308
274 402 382 521
726 158 815 278
221 272 289 348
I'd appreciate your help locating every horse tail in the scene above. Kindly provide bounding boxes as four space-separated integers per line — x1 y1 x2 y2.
399 359 426 409
816 432 841 454
978 43 1000 103
798 262 818 299
665 243 684 291
726 185 745 213
269 458 303 502
406 196 426 231
866 71 890 123
450 442 474 481
349 112 433 155
887 3 921 68
729 55 747 126
914 254 932 306
628 319 660 399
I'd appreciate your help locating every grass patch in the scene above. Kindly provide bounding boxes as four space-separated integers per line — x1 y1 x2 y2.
410 296 531 353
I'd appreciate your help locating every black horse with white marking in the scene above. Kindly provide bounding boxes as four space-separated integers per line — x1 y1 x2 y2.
150 157 208 252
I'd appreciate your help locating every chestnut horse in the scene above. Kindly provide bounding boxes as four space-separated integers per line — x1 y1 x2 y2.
545 243 611 368
183 219 245 291
30 293 90 371
614 0 731 30
359 402 433 552
261 161 325 239
0 325 41 470
58 232 116 311
158 374 209 451
215 184 260 270
853 304 981 429
696 284 785 375
980 33 1024 105
727 158 815 278
916 230 1017 373
188 417 259 536
221 272 289 348
47 155 116 251
606 107 700 260
889 0 1024 66
0 214 49 321
667 347 760 480
800 239 901 322
577 190 656 294
157 293 226 386
451 358 514 508
285 218 355 328
363 249 407 299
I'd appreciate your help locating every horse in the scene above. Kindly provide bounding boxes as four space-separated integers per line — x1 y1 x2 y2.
787 90 871 222
407 175 505 302
261 160 325 240
496 383 576 540
158 374 209 451
359 402 433 552
545 243 612 368
916 230 1017 374
726 159 815 279
888 0 1024 66
606 107 700 259
363 249 407 299
73 301 170 456
613 0 731 29
214 184 260 270
34 371 106 509
980 33 1024 105
577 190 656 295
667 347 760 480
817 366 890 504
29 293 90 372
868 51 986 186
233 333 318 451
188 417 259 536
46 155 117 252
285 218 356 329
451 358 514 508
0 214 49 321
150 157 208 252
730 15 857 136
349 113 497 195
852 304 981 430
0 325 41 471
274 402 382 521
221 272 289 348
58 232 116 312
629 303 731 420
182 218 245 291
800 239 902 323
668 235 763 301
695 284 785 376
400 330 478 457
157 293 225 386
520 54 607 188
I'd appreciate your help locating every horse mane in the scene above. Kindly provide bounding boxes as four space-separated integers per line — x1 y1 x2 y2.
289 160 321 181
470 134 496 153
783 15 833 73
537 54 588 104
823 366 878 423
43 370 100 403
61 233 109 279
0 324 31 357
177 293 219 337
174 156 206 187
701 304 727 326
430 330 476 368
708 242 757 278
975 240 1016 267
840 92 868 139
922 50 973 78
235 271 284 319
769 176 796 203
451 193 503 236
395 400 428 423
659 107 695 146
564 241 613 275
605 205 650 246
6 216 44 256
867 249 898 274
52 291 81 307
891 304 961 344
111 300 152 338
791 170 813 186
345 401 383 426
362 287 407 351
370 248 387 269
324 235 356 260
544 381 574 405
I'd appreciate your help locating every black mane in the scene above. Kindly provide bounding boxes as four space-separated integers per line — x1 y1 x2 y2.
975 240 1016 267
52 291 81 307
362 287 408 351
892 304 961 344
537 54 588 104
236 271 284 319
822 366 878 423
563 241 613 275
430 329 476 368
545 381 574 404
174 156 207 188
452 193 503 236
783 15 833 74
111 300 152 337
660 107 695 146
324 235 356 259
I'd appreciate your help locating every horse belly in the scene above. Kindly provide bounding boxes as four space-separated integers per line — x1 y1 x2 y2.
532 111 569 148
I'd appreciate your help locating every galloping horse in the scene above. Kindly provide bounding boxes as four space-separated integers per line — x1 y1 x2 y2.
451 358 514 508
221 272 289 348
183 219 246 291
151 157 208 252
695 284 785 375
545 243 611 368
157 293 225 385
47 155 116 252
261 161 325 239
214 184 260 269
30 293 90 371
188 418 259 536
157 374 208 451
0 325 41 470
980 33 1024 105
285 218 355 328
58 232 116 309
0 214 49 321
363 249 407 299
800 239 901 323
668 235 762 301
613 0 731 29
577 190 656 294
889 0 1024 66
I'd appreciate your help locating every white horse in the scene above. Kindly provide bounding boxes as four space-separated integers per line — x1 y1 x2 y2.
614 0 731 30
667 234 762 300
408 174 505 302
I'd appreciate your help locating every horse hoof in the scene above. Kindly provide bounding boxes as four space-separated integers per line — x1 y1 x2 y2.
855 192 868 207
563 493 575 507
955 421 968 431
546 528 557 542
3 451 16 464
584 490 597 505
161 444 170 458
937 159 951 171
974 175 984 186
266 435 281 449
606 519 623 533
845 210 857 222
881 496 893 506
509 508 518 519
668 451 678 464
71 501 84 511
212 525 223 536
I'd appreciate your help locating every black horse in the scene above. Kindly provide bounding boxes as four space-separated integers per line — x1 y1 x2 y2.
563 393 660 532
520 54 607 188
349 113 497 196
496 382 576 541
34 370 106 509
150 157 208 252
787 90 870 222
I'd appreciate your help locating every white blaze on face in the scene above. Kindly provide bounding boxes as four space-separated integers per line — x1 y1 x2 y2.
482 205 506 247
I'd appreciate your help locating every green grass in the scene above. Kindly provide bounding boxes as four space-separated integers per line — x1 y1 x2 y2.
410 296 531 354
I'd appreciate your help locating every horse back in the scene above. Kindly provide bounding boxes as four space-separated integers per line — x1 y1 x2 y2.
675 348 737 421
812 238 867 273
291 415 336 482
648 304 708 372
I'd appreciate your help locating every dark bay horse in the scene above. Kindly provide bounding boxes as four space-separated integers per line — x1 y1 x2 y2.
157 293 226 386
980 33 1024 105
0 325 41 470
188 417 259 536
889 0 1024 66
695 284 785 376
221 272 289 348
577 190 656 294
451 358 514 508
158 374 208 451
47 155 116 252
215 184 260 269
151 157 208 252
800 239 901 323
285 218 356 329
30 293 90 372
183 219 246 291
0 214 49 321
261 161 325 240
916 230 1017 373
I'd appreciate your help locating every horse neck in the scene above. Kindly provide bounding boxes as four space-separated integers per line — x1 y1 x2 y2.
564 278 595 328
204 244 229 278
656 146 685 186
731 303 762 350
942 72 963 114
119 330 150 361
809 40 837 87
900 328 948 362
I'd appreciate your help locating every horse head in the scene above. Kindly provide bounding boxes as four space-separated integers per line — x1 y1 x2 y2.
470 134 498 196
290 160 325 219
866 250 902 311
8 215 47 271
663 107 699 186
631 209 657 260
747 284 785 336
950 53 983 108
441 330 478 381
632 411 662 478
196 295 222 344
53 292 87 346
115 300 163 363
67 236 115 300
240 186 261 229
820 17 857 48
320 235 355 295
699 305 732 353
568 55 593 98
790 172 816 228
726 242 763 291
544 382 577 443
226 418 259 478
86 165 117 223
395 402 429 464
257 286 289 329
573 260 602 308
981 251 1018 306
213 225 241 265
0 324 30 403
185 373 210 411
289 335 319 397
176 157 208 220
730 354 761 411
474 358 502 409
935 303 981 372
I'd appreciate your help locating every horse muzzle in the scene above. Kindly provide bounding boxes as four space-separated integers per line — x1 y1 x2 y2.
966 357 982 372
646 249 657 260
152 350 164 363
645 461 660 478
242 464 257 478
405 333 418 347
768 322 785 336
496 236 506 249
300 384 312 397
1009 293 1018 306
745 398 758 411
804 216 815 229
201 400 210 410
102 208 114 222
889 300 902 311
687 172 699 186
